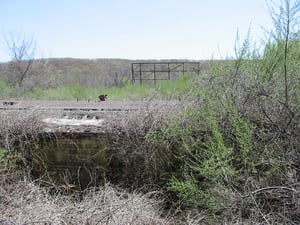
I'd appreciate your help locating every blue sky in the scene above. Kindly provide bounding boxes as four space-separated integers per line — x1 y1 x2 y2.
0 0 276 62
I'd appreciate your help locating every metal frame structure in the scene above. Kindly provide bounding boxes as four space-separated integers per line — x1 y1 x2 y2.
131 61 200 84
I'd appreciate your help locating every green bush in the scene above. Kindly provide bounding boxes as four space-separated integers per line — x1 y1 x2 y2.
151 99 256 212
148 2 299 219
0 78 14 99
0 147 20 167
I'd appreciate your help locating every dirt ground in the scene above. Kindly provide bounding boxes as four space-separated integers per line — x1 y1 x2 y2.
0 99 182 111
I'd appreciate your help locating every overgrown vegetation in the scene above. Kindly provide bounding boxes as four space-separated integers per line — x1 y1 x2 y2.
0 71 192 100
0 170 170 224
0 0 299 224
15 73 190 100
146 0 300 223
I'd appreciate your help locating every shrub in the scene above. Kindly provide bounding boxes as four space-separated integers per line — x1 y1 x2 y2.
147 1 300 222
0 110 43 168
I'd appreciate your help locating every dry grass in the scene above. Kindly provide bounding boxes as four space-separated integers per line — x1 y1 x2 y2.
0 169 172 225
2 101 298 224
0 102 179 224
1 170 298 225
0 110 43 153
103 101 185 188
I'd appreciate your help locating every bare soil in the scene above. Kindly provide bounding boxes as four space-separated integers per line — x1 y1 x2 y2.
0 99 179 112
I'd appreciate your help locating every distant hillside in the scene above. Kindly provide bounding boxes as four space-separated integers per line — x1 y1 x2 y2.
0 58 132 90
0 58 209 90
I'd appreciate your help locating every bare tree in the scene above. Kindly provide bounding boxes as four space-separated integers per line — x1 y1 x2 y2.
4 32 36 89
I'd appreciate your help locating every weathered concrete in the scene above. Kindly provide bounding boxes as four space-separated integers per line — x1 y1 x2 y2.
2 100 180 189
32 132 116 189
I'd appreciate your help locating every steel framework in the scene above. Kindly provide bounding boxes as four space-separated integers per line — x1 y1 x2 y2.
131 61 200 84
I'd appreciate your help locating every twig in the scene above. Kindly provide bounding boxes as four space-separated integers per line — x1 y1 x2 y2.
242 185 299 198
251 194 271 225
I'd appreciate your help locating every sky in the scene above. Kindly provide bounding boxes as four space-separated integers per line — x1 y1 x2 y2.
0 0 277 62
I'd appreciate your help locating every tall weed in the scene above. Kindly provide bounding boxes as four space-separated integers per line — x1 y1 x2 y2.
148 2 299 221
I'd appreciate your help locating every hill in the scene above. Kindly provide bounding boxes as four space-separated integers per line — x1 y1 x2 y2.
0 58 132 90
0 58 208 91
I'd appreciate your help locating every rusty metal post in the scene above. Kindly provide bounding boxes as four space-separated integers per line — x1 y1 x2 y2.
154 63 156 85
139 63 142 85
168 62 170 80
131 63 134 84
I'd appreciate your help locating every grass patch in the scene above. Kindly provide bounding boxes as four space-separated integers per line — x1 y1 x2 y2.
0 78 14 99
26 85 98 100
24 74 193 100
